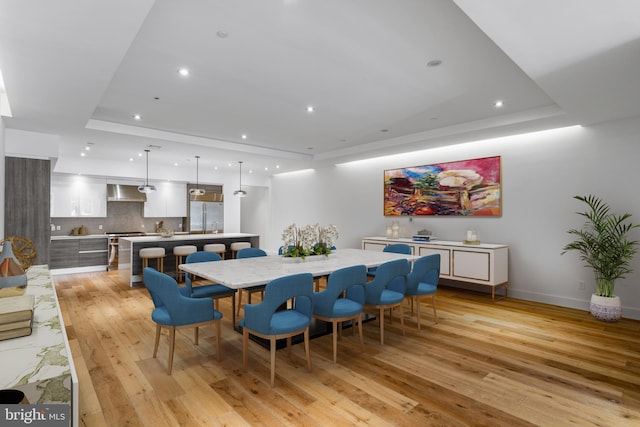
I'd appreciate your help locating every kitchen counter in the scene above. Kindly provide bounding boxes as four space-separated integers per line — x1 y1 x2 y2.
0 265 78 426
121 232 254 243
51 234 108 240
118 233 260 286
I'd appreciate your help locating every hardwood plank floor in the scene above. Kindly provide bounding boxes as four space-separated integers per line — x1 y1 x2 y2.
54 271 640 426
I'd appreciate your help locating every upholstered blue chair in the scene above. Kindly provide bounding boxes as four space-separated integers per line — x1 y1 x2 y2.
367 243 412 278
312 265 366 362
405 254 440 330
236 247 268 317
185 251 237 326
240 272 314 386
364 258 410 345
143 267 222 374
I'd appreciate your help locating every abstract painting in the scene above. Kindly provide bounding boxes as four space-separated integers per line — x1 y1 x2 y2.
384 156 501 216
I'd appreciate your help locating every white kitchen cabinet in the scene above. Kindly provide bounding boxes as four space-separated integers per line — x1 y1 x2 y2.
144 182 187 218
362 237 509 300
51 174 107 217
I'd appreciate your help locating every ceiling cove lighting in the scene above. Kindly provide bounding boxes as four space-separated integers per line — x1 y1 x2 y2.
138 149 157 193
189 155 206 196
233 161 247 197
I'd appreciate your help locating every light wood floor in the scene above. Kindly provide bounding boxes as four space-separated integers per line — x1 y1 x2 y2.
54 271 640 427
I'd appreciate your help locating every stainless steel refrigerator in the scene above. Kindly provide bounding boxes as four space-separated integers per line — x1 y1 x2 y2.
188 193 224 233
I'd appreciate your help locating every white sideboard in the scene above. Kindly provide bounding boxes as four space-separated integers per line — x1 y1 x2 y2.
362 237 509 300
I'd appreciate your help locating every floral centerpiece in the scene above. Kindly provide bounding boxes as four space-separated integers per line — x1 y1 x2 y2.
281 223 339 259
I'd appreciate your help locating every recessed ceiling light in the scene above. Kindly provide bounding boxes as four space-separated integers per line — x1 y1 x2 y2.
380 129 389 133
173 162 178 166
241 134 247 139
129 158 134 162
427 59 442 67
306 105 314 113
494 100 504 108
85 146 91 151
276 165 280 169
133 114 142 120
264 167 268 171
80 152 85 157
178 67 190 77
138 152 143 157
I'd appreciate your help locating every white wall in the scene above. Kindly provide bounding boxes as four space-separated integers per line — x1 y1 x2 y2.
268 116 640 319
0 117 4 238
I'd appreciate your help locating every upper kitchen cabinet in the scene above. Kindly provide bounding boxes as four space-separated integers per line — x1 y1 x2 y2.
51 174 107 218
144 182 187 218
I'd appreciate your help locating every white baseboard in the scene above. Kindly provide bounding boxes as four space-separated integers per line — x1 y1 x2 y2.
49 265 108 276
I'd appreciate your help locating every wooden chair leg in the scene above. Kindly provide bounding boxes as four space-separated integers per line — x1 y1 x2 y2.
357 313 364 350
194 326 199 345
332 321 338 363
168 327 176 375
432 294 438 323
304 327 311 371
215 320 221 362
287 337 292 357
153 324 161 358
416 296 421 331
270 336 277 387
379 307 385 345
399 304 405 336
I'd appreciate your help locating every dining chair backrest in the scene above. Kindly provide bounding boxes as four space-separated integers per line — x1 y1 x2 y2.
184 251 223 295
237 247 268 259
143 267 216 326
364 258 410 304
383 243 412 255
406 254 440 294
313 265 366 318
242 273 314 335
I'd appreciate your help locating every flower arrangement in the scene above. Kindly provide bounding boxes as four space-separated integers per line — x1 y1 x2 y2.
281 223 339 258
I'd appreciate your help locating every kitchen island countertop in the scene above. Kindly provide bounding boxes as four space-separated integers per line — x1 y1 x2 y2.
120 232 257 243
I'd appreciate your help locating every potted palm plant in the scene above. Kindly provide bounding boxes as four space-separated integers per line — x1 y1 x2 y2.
562 195 639 321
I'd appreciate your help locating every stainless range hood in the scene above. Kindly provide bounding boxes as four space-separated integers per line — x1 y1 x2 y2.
107 184 147 202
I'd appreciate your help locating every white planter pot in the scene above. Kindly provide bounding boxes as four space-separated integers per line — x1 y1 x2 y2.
590 294 621 322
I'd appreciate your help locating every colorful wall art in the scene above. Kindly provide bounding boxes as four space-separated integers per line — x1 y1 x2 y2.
384 156 501 216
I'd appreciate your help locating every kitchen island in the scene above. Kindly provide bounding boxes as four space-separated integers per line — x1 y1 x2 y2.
118 233 259 286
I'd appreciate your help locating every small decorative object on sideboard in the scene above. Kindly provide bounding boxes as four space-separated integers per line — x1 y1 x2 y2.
0 240 28 298
412 229 432 242
463 228 480 245
159 228 174 238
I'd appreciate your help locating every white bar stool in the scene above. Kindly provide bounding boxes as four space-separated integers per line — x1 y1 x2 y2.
204 243 226 259
140 247 165 273
173 245 197 282
230 241 251 259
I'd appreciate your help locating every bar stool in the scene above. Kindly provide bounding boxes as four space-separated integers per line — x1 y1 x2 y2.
140 247 165 273
173 245 197 282
204 243 226 260
230 241 251 259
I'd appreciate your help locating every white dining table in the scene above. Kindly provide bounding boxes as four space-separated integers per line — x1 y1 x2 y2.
179 248 417 328
179 248 416 290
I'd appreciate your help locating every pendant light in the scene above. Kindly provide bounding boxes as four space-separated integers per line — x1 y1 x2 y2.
138 149 156 193
233 161 247 197
189 155 206 196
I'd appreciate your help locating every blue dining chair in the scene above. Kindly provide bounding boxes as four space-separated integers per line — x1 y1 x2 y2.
367 243 412 278
405 254 440 330
240 272 314 386
236 247 268 317
312 265 367 362
364 258 410 345
143 267 223 374
185 251 237 326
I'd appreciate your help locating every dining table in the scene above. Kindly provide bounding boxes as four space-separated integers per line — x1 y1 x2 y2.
179 248 417 329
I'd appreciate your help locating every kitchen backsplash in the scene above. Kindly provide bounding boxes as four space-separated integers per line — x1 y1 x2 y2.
50 202 186 236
